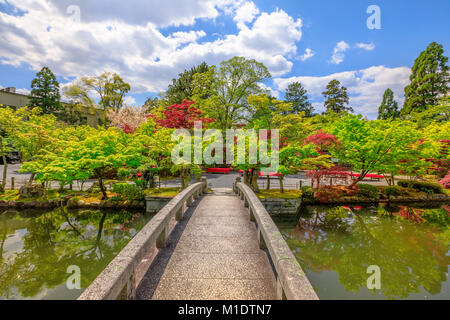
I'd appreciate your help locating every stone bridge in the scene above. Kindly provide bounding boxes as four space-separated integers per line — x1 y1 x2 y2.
78 179 318 300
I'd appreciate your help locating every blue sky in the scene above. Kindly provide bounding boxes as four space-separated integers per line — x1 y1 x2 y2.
0 0 449 119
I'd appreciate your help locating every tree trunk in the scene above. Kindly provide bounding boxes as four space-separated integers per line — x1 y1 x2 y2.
243 171 250 185
280 176 285 193
0 138 7 188
266 175 270 190
28 172 36 185
149 175 155 189
98 177 108 200
181 168 188 190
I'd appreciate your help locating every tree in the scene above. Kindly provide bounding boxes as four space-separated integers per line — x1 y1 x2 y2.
330 115 428 185
248 94 293 130
402 42 449 115
192 57 271 130
64 71 131 111
285 82 314 116
166 62 210 104
409 96 450 127
378 88 400 120
28 67 62 116
153 100 214 129
0 107 57 184
107 105 149 134
322 80 353 114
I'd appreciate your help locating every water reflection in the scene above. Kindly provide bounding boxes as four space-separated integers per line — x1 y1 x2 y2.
0 208 151 300
275 204 450 300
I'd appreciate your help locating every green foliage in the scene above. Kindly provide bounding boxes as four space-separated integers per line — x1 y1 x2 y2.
357 184 379 199
421 208 450 228
301 186 314 199
166 62 210 104
192 56 271 130
63 71 131 110
29 66 62 116
397 180 444 194
285 82 314 116
322 79 353 114
330 115 430 182
383 186 403 197
378 88 400 120
0 184 4 194
112 183 143 201
403 42 449 114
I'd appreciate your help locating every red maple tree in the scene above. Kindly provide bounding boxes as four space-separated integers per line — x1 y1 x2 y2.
152 100 215 129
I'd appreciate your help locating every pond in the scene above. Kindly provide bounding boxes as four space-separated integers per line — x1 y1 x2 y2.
274 203 450 300
0 208 152 300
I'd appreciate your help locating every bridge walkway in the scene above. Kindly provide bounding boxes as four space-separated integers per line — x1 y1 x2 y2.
136 188 277 300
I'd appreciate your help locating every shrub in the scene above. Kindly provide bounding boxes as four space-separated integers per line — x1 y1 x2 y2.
0 184 4 194
439 173 450 189
397 180 444 194
110 195 123 202
383 186 403 197
301 186 314 199
357 184 379 199
112 183 143 201
315 187 344 203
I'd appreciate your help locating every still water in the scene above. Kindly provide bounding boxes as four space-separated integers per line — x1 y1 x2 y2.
0 208 152 300
274 204 450 300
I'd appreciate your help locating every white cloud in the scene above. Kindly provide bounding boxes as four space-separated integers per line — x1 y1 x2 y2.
258 83 280 99
330 41 350 64
356 42 375 51
299 48 315 61
234 1 260 29
0 1 302 93
274 65 411 119
123 96 137 106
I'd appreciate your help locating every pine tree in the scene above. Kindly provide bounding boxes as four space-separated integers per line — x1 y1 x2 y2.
402 42 449 115
378 88 400 120
29 67 62 115
166 62 210 104
322 79 353 114
285 82 314 116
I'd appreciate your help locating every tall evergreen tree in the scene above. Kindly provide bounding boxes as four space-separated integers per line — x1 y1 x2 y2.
29 67 62 115
402 42 449 115
378 88 400 120
285 82 314 116
166 62 210 104
322 79 353 114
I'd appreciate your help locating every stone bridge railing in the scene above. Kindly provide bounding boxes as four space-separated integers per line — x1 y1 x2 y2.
78 179 207 300
234 181 318 300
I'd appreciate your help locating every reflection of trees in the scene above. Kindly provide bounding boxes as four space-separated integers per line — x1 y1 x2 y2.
284 206 449 299
0 208 149 299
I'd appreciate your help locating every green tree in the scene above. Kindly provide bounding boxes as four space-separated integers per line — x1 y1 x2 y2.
322 79 353 114
193 57 271 130
28 67 62 116
166 62 210 104
330 115 427 185
402 42 449 115
378 88 400 120
64 71 131 111
285 82 314 116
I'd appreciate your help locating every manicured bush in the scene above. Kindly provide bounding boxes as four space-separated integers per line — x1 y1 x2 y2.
357 184 379 199
301 186 314 199
112 183 143 201
383 186 403 197
397 180 444 194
